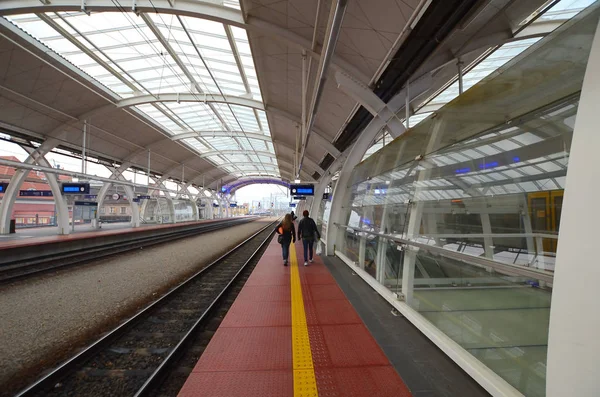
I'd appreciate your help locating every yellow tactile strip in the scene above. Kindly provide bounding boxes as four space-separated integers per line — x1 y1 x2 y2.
290 242 319 397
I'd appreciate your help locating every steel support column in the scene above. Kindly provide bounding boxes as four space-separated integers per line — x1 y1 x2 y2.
334 70 406 138
326 88 409 256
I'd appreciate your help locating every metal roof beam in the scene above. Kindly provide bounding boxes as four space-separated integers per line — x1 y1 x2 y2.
171 131 271 142
199 150 275 159
266 105 341 158
274 143 324 174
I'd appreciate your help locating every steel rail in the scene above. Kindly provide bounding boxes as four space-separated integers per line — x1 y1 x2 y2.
14 219 278 397
133 220 278 396
0 217 256 283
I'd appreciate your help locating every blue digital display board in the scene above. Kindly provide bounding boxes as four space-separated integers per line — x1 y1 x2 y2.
0 182 7 193
289 203 297 208
290 184 314 196
20 190 53 197
61 183 90 194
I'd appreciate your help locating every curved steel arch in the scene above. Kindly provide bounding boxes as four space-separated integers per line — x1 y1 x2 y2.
226 178 290 194
117 93 264 111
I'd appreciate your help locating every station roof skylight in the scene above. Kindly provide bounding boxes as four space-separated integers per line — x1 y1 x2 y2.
5 8 279 180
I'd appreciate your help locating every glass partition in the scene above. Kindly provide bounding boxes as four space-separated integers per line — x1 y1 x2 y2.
335 5 599 396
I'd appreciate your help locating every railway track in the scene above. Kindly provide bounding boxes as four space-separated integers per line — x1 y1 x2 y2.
13 219 277 397
0 217 256 283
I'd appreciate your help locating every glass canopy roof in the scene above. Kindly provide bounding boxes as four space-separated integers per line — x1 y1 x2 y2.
361 0 596 163
5 8 279 180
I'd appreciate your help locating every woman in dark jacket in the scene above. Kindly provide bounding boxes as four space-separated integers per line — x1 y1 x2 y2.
275 213 296 266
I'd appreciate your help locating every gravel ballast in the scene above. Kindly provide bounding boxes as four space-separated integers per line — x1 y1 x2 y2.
0 217 277 394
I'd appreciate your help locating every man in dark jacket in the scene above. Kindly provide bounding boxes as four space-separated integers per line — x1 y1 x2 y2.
298 210 321 266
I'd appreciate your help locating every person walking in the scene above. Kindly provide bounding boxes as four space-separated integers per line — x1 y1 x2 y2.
298 210 320 266
275 213 296 266
290 211 298 221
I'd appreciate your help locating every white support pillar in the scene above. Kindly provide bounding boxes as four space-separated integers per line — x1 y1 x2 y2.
22 146 70 235
480 212 494 259
191 200 199 221
401 119 445 305
521 195 536 258
122 184 140 227
358 234 366 270
401 201 423 305
326 117 387 255
310 176 331 219
546 18 600 397
0 139 60 234
97 162 133 228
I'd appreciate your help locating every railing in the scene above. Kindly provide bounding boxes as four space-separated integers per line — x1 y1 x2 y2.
334 223 554 284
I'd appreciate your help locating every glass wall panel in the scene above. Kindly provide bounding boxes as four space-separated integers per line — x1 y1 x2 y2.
335 5 599 396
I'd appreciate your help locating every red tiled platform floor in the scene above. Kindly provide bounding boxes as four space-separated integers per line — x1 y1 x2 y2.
178 238 411 397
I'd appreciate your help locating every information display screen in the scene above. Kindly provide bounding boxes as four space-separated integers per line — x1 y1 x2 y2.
61 183 90 194
0 182 7 193
290 184 314 196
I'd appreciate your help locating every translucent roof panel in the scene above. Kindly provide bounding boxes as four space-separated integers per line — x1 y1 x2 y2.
5 9 277 181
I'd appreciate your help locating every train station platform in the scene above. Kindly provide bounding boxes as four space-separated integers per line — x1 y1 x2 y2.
0 218 244 251
0 217 258 269
178 238 412 397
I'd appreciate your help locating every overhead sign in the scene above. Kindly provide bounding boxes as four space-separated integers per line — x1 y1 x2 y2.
74 201 98 207
290 184 314 196
138 195 151 200
289 203 297 208
293 196 306 201
61 183 90 194
132 198 140 203
20 190 52 197
230 203 237 208
0 182 8 193
84 194 98 199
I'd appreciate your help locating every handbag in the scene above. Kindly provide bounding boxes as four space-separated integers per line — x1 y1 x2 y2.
277 234 284 244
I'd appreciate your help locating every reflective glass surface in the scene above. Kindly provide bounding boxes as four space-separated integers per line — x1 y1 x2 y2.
336 5 599 396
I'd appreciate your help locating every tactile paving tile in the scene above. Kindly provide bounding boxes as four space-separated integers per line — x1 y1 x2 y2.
294 369 320 397
235 285 291 302
308 284 347 301
310 299 363 325
321 324 390 367
178 370 293 397
193 327 292 372
313 368 340 397
307 326 333 368
220 299 291 327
